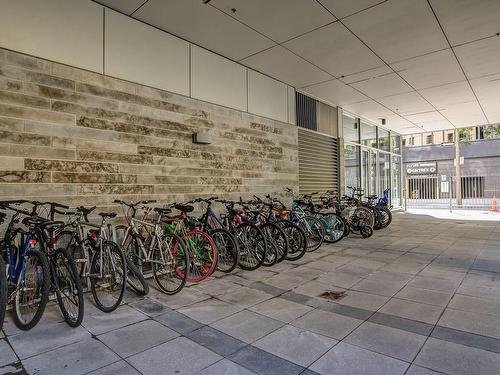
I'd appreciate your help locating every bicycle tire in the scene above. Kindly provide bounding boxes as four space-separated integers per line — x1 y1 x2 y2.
261 222 288 263
53 247 84 327
155 233 189 295
12 249 50 331
304 215 325 252
380 207 392 228
90 241 126 313
278 221 307 261
0 256 7 332
210 228 239 273
235 223 266 271
180 229 218 282
262 237 278 267
321 213 345 244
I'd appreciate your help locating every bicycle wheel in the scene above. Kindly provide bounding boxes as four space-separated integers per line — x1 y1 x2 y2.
261 222 287 264
116 226 149 296
90 241 126 313
262 237 278 267
53 247 84 327
210 228 239 273
181 229 218 282
0 256 7 332
235 223 266 271
12 249 50 331
355 207 374 228
303 215 325 252
321 213 345 244
154 233 189 295
279 221 307 261
379 207 392 228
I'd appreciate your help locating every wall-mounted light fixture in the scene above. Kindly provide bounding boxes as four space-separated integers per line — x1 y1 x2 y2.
381 118 386 126
192 131 212 144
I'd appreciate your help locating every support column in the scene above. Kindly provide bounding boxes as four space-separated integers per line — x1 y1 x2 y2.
455 129 462 207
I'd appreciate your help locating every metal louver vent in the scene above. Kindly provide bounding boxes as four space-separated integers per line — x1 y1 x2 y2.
296 92 317 131
298 128 339 196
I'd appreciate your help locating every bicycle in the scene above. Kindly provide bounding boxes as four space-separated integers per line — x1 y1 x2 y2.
0 212 8 332
114 200 190 294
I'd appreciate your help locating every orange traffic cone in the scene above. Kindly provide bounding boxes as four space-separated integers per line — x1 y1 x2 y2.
491 196 498 212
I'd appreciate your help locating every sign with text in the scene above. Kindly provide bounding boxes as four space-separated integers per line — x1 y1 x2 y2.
406 162 437 175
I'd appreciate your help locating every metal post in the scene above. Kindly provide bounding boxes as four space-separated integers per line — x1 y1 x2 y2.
455 129 462 208
404 176 408 211
449 175 452 213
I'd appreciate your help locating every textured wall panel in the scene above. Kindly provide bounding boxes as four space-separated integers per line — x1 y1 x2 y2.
248 70 287 122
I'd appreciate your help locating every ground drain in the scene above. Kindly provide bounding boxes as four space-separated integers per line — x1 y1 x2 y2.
319 291 347 300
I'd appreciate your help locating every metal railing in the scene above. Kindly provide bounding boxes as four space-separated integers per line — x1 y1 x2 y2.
404 174 500 211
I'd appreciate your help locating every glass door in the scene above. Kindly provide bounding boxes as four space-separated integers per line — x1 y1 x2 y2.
361 149 369 196
369 150 377 196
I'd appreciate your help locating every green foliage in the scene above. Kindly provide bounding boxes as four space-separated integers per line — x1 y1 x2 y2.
481 124 500 139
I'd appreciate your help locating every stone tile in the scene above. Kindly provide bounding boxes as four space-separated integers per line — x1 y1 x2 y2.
0 339 17 367
22 339 119 375
218 287 273 308
249 297 313 323
351 279 406 297
265 274 308 290
254 325 336 367
248 281 287 296
345 321 427 361
281 291 322 307
128 337 221 375
379 298 444 325
196 359 257 375
177 298 243 324
431 326 500 354
186 326 247 357
407 275 460 293
316 271 363 289
368 312 433 336
151 288 211 310
98 319 179 357
405 365 443 375
310 342 409 375
395 286 453 307
211 310 284 343
229 345 304 375
88 361 141 375
449 294 500 317
129 297 170 317
320 301 373 320
194 279 244 296
292 309 362 340
8 322 90 359
82 304 148 335
337 290 390 311
438 308 500 339
415 337 500 375
154 310 204 335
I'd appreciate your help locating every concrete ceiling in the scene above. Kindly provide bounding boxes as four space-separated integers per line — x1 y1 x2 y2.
95 0 500 134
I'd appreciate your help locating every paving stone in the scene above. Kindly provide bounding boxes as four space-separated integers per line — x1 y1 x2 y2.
438 308 500 339
151 288 211 310
0 339 17 367
154 310 204 335
351 278 406 297
248 281 287 296
218 287 273 308
87 361 141 374
431 326 500 354
368 312 433 336
379 298 444 325
82 304 148 335
316 271 363 289
407 276 460 293
320 301 373 320
405 365 444 375
177 298 244 324
196 359 257 374
128 337 221 375
337 290 390 311
22 339 119 375
293 280 336 298
98 319 179 357
292 309 362 340
195 279 244 296
345 321 427 361
309 342 409 375
395 286 453 307
249 297 313 323
211 309 284 343
8 322 90 359
129 297 171 317
448 294 500 317
254 325 336 367
229 344 304 375
415 337 500 375
186 326 247 357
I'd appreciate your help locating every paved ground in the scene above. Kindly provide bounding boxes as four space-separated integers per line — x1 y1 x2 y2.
1 212 500 375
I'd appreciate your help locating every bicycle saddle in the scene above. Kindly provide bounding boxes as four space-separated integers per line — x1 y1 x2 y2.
154 207 172 215
98 212 117 218
174 204 194 213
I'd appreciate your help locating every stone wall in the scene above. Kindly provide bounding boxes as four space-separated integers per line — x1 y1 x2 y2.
0 48 298 209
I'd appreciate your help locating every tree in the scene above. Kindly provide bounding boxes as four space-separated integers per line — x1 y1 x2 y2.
481 124 500 139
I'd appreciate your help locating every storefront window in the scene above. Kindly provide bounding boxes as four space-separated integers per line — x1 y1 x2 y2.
344 144 360 192
391 134 401 154
378 152 390 196
391 155 401 207
343 115 359 143
361 122 377 148
378 128 390 151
